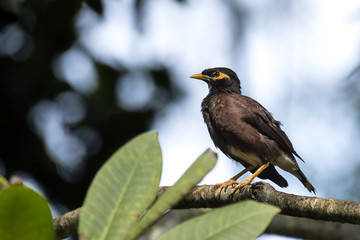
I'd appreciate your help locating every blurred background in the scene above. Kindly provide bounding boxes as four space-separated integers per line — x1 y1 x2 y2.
1 0 360 239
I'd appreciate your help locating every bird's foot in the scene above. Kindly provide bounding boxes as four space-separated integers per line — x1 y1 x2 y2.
215 180 240 196
215 180 249 197
228 181 249 196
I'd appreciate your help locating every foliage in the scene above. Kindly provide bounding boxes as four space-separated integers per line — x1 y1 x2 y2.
79 132 163 239
0 182 55 240
0 176 9 193
157 201 279 240
79 132 279 240
0 132 279 239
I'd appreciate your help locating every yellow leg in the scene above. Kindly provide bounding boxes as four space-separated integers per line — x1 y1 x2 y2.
229 166 256 181
229 162 270 195
216 163 270 196
216 166 255 196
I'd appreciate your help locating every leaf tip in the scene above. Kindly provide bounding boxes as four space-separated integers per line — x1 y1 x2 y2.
208 148 218 160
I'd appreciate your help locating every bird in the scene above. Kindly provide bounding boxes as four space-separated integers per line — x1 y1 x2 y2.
190 67 315 196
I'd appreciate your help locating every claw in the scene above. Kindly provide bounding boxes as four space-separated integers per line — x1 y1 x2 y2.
216 163 270 197
229 181 248 195
215 180 241 196
216 180 251 196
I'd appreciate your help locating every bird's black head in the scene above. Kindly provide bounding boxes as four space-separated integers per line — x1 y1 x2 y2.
190 67 241 94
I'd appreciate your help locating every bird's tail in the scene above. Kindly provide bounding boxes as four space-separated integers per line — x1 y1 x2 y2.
295 170 316 194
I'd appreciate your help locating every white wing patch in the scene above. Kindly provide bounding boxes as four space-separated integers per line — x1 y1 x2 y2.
272 152 299 176
227 145 263 167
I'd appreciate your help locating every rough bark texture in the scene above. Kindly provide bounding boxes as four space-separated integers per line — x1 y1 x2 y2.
53 207 81 240
159 182 360 224
266 215 360 240
53 183 360 239
142 209 360 240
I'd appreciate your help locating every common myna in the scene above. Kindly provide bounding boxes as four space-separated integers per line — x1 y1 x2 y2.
191 67 315 195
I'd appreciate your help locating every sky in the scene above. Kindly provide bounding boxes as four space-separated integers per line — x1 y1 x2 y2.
58 0 360 239
72 0 360 196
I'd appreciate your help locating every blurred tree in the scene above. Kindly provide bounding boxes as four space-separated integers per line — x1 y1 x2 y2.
0 0 183 210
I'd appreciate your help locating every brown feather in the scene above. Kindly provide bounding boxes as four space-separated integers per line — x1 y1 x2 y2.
195 67 315 193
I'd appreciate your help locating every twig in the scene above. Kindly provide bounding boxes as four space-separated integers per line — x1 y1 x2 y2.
53 208 81 239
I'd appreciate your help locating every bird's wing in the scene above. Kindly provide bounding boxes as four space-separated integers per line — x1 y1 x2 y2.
225 94 304 162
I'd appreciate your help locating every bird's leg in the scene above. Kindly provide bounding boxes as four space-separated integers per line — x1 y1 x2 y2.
229 162 270 195
230 166 256 181
216 166 255 196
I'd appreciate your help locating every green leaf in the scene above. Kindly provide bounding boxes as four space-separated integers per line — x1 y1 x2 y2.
158 200 280 240
0 185 55 240
130 149 217 239
0 176 9 193
79 132 162 240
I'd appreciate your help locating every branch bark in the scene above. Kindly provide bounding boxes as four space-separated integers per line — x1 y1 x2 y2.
53 207 81 239
53 182 360 239
266 215 360 240
159 182 360 224
142 209 360 240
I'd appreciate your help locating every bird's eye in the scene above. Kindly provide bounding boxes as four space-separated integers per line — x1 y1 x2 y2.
212 71 220 77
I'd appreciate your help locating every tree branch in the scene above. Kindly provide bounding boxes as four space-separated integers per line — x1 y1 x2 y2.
53 182 360 239
159 182 360 224
142 209 360 240
266 215 360 240
53 207 81 239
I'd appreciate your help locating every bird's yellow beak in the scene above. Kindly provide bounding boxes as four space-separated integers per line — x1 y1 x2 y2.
190 73 204 79
190 73 212 81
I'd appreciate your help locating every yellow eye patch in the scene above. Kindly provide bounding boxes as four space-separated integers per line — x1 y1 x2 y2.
212 72 230 81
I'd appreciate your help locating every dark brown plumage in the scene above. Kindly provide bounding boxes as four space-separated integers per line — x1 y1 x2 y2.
191 67 315 195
